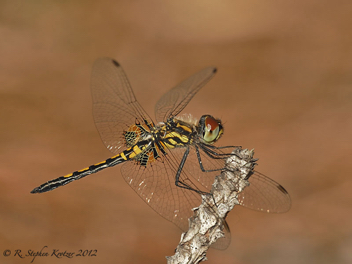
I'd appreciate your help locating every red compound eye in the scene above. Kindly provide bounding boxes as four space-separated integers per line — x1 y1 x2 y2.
202 115 223 143
205 116 219 132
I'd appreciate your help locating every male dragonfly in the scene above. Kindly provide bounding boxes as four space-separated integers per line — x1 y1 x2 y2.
31 58 291 233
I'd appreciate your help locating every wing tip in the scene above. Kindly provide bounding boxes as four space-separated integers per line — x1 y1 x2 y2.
112 59 120 67
277 184 289 195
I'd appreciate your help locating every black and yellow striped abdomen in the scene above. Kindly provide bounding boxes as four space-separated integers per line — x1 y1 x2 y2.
30 145 145 194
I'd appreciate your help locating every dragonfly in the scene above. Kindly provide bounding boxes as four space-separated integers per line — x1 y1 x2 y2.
31 58 291 236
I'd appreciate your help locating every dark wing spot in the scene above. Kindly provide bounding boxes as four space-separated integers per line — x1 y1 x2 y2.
112 59 120 67
213 68 217 73
277 184 288 194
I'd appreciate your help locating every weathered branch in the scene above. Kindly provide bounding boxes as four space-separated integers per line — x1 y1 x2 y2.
166 147 256 264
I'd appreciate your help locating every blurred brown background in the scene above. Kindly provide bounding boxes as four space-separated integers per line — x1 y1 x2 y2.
1 1 351 263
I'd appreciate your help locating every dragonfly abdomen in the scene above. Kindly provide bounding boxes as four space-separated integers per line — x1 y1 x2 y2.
31 148 136 194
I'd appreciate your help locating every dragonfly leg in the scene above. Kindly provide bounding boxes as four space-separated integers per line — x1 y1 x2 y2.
174 146 209 195
174 146 191 189
195 145 224 173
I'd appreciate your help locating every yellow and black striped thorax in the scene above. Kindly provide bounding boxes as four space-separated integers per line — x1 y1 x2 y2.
117 117 196 167
159 118 195 150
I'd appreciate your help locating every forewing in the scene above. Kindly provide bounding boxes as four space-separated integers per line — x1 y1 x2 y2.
238 171 292 213
91 58 152 154
154 67 217 123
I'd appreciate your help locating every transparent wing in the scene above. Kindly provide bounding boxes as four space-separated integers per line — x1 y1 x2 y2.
238 171 292 213
91 58 153 154
196 145 291 213
154 67 217 123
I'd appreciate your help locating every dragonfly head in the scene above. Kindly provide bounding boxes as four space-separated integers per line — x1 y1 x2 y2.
198 115 224 144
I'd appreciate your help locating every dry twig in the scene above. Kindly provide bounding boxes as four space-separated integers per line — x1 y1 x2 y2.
166 147 256 264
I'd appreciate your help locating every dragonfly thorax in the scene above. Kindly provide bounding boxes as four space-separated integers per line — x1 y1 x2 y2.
158 118 196 149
